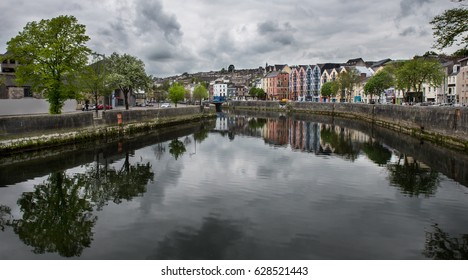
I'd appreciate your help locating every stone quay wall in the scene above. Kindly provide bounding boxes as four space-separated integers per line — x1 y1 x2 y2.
0 106 215 154
229 101 468 151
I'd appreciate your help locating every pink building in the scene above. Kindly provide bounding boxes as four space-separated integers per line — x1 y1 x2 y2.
264 71 289 100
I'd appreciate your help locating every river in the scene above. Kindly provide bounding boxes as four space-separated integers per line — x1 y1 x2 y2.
0 111 467 259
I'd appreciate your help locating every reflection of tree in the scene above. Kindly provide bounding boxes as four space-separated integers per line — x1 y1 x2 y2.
6 153 154 257
248 118 267 129
13 172 97 257
194 129 209 144
0 205 12 231
362 140 392 166
320 125 359 160
387 155 439 197
154 216 243 260
169 139 186 160
423 224 468 260
153 143 166 160
82 152 154 209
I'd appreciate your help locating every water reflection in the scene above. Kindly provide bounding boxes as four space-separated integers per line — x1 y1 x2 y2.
387 155 440 197
154 215 244 260
0 205 12 231
424 224 468 260
2 153 154 257
224 111 450 197
362 140 392 166
169 139 186 160
14 172 97 257
1 114 468 259
83 152 154 208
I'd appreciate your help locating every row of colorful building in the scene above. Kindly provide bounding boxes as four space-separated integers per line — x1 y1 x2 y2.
210 57 468 105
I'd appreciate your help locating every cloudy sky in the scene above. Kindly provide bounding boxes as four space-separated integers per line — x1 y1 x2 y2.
0 0 461 77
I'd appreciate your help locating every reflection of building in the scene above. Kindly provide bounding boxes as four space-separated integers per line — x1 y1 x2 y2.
263 117 289 146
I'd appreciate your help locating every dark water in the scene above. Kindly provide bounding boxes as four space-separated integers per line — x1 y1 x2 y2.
1 111 468 260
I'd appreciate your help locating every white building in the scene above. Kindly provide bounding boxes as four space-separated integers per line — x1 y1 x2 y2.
447 64 460 104
213 82 227 99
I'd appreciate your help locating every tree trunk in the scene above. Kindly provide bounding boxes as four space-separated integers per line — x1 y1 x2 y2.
124 89 129 110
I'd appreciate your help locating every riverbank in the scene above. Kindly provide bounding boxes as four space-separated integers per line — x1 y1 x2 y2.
229 101 468 152
0 106 216 155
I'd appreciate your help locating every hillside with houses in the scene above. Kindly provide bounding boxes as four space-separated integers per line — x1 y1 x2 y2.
154 55 468 106
2 53 468 108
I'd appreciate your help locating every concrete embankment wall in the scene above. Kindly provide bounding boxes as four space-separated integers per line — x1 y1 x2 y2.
0 106 206 137
0 106 214 154
0 112 94 136
101 106 202 126
230 101 468 150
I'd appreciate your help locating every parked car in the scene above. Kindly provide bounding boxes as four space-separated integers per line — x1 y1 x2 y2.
97 104 112 110
161 103 171 108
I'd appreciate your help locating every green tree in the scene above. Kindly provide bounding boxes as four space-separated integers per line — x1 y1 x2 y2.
256 88 266 100
394 58 445 102
6 15 91 114
337 69 361 102
193 84 208 104
249 87 266 100
168 83 186 107
106 52 150 110
228 64 235 73
79 53 110 113
364 70 394 103
430 4 468 50
320 81 339 101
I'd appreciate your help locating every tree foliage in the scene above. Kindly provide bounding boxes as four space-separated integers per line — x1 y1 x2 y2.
6 15 91 114
320 81 339 99
337 69 361 102
192 84 208 103
168 82 186 107
394 58 445 99
431 6 468 50
79 53 110 112
249 87 266 100
106 52 150 110
363 70 394 102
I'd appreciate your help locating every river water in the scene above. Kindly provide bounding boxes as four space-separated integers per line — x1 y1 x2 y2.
1 111 467 260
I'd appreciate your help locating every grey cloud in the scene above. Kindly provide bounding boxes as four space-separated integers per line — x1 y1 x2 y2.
257 20 296 45
135 0 183 45
399 26 417 36
397 0 434 19
399 26 430 37
147 48 174 61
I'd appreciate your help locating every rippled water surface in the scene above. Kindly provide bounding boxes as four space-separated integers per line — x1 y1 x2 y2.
1 112 468 259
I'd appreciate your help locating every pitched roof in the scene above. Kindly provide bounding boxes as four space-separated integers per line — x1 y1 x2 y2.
370 58 392 68
318 63 342 71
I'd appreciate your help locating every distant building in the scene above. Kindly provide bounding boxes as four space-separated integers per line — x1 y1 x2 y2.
458 57 468 105
0 52 33 99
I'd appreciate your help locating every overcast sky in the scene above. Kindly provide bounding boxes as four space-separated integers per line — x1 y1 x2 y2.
0 0 461 77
